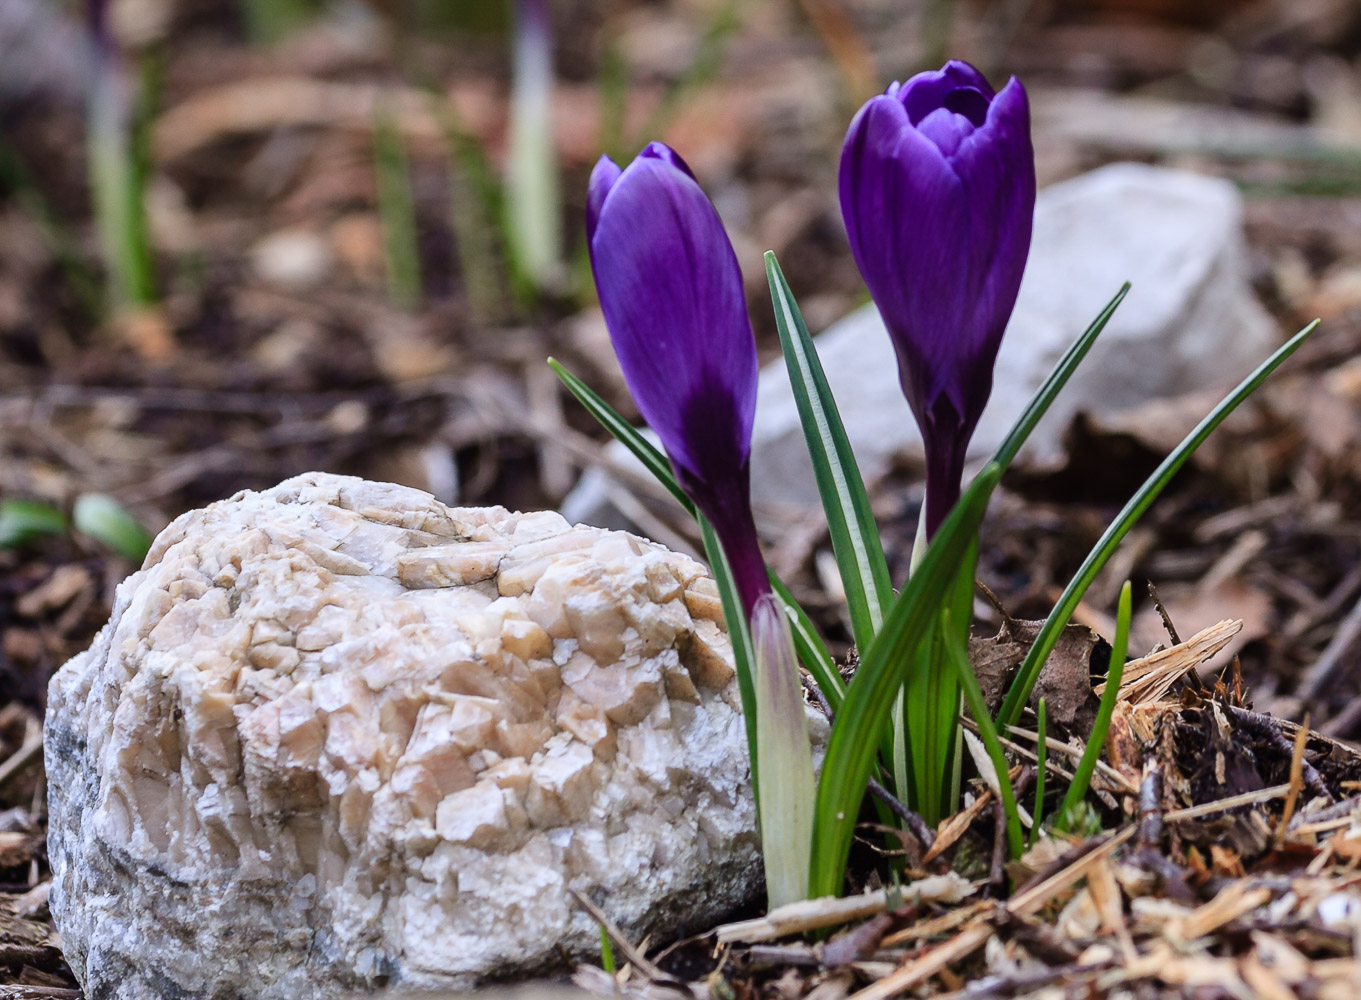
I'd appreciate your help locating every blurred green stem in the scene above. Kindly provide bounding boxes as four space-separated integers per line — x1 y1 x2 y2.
431 91 511 323
87 12 157 313
507 0 562 294
240 0 316 45
382 3 511 324
638 0 742 145
374 101 424 311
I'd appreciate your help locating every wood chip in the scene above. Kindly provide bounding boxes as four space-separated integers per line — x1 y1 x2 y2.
1097 619 1241 705
1276 716 1312 847
845 923 993 1000
1169 883 1273 944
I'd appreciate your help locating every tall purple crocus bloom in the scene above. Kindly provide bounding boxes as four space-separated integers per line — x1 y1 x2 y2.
587 142 769 617
840 61 1035 538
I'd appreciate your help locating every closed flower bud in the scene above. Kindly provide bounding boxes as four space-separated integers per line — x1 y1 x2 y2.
840 61 1035 537
587 142 769 614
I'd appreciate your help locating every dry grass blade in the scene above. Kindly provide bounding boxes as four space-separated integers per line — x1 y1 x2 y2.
923 792 996 864
1275 717 1312 847
0 731 43 793
715 874 975 944
1289 794 1361 833
879 902 992 948
568 889 669 984
1008 828 1136 916
1164 783 1291 822
845 923 994 1000
999 723 1133 794
1297 591 1361 702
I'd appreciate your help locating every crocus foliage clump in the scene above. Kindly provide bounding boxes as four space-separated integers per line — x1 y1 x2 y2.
554 60 1318 907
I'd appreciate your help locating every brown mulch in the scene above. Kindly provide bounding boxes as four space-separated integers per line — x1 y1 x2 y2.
574 639 1361 999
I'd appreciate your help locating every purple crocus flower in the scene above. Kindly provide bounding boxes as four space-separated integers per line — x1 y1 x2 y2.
587 142 769 616
840 61 1035 538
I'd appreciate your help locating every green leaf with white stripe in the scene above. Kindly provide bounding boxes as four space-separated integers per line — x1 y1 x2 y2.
765 251 892 655
699 514 759 791
1056 581 1131 830
771 574 845 711
944 607 1023 860
548 358 693 514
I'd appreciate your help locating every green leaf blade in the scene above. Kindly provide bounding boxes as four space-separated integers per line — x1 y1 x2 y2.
1056 581 1131 828
765 251 892 655
374 101 424 311
548 358 696 516
0 499 67 549
770 575 845 711
73 493 150 562
945 608 1023 860
1031 697 1048 847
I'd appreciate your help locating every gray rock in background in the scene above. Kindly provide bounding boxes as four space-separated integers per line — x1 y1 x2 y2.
562 163 1278 527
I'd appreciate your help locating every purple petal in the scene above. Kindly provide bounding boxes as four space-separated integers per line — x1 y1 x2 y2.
941 86 991 126
639 140 698 180
839 93 970 424
839 67 1035 532
684 445 769 618
588 146 757 495
586 155 623 246
915 107 977 159
896 60 995 125
944 76 1034 422
920 396 971 538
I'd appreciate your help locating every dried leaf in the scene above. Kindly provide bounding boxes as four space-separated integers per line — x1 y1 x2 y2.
971 618 1104 734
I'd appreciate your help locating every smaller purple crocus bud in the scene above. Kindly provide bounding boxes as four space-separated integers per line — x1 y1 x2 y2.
587 142 769 617
840 61 1035 539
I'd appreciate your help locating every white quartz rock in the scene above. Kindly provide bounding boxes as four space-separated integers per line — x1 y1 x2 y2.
561 162 1278 523
46 473 764 999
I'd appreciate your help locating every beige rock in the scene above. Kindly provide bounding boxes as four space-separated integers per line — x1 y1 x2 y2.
46 473 761 999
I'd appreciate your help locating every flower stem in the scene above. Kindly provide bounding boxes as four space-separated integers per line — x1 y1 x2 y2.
922 434 968 539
